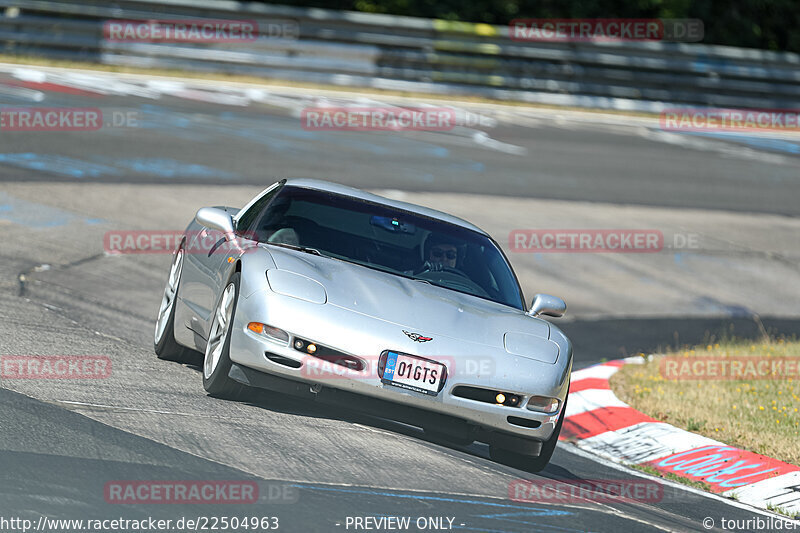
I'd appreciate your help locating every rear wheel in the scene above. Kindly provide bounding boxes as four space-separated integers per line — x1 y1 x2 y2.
155 249 200 364
489 393 568 472
202 272 244 399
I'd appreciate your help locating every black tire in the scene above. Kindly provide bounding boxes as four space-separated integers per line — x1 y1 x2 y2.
202 272 244 399
489 393 569 473
155 249 201 364
155 308 197 364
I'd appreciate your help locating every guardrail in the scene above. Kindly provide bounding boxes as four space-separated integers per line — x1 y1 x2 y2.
1 0 799 112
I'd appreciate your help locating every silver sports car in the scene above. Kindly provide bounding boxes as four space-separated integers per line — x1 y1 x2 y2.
155 179 572 471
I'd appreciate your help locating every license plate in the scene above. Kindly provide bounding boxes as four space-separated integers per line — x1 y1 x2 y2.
381 351 446 396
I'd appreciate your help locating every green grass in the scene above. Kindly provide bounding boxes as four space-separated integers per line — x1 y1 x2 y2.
630 463 713 492
612 338 800 466
766 503 800 520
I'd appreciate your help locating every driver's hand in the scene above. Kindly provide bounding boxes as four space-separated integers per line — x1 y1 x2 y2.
422 260 445 272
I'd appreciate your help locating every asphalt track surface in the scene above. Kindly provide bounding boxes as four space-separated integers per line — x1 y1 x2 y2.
1 66 800 532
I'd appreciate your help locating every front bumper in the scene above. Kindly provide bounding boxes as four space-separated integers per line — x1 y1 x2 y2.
228 289 572 443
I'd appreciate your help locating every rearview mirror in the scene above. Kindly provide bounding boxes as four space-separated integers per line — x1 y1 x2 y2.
195 207 234 235
369 215 416 234
528 293 566 318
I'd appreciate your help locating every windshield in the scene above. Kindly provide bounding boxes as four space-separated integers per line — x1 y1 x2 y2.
241 185 525 309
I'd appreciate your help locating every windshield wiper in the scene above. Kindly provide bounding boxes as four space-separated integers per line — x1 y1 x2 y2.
264 242 325 257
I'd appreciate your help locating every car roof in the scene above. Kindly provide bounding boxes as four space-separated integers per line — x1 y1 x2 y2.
283 178 488 235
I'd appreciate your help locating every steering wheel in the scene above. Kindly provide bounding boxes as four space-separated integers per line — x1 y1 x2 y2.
414 263 491 297
414 261 461 276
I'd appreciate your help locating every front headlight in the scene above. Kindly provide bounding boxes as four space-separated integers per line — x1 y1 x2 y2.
503 332 559 364
526 396 561 414
266 269 327 304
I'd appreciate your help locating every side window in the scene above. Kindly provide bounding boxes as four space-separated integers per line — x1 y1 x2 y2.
235 184 283 238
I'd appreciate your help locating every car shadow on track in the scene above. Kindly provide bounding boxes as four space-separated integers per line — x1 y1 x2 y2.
182 359 510 467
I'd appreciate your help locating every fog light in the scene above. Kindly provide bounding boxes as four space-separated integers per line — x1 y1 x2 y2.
495 393 506 404
247 322 289 345
306 343 317 354
526 396 561 414
294 340 304 350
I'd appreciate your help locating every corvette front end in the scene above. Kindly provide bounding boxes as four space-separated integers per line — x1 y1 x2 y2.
226 245 572 443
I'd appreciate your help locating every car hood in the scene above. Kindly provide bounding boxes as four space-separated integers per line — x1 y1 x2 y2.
264 246 549 348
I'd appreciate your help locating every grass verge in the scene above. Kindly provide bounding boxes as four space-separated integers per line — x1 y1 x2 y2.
610 338 800 466
766 503 800 520
630 463 714 492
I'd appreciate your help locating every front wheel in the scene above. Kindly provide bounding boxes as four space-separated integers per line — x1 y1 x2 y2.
155 249 200 364
202 272 244 399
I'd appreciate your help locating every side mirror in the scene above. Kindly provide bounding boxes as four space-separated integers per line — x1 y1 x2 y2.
195 207 234 235
528 293 566 318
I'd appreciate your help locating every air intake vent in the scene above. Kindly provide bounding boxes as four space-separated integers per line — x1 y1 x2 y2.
265 352 302 369
507 416 542 429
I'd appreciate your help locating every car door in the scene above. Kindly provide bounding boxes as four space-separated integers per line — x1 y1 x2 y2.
177 206 238 347
180 181 284 347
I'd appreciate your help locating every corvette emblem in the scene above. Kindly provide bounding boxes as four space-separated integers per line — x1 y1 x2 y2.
403 330 432 343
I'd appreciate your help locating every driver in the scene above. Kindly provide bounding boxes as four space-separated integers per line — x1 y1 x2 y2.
423 233 459 270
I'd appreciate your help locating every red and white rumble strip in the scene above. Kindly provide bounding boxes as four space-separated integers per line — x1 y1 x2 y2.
564 358 800 514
